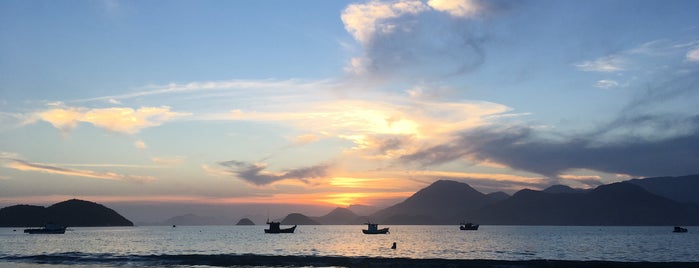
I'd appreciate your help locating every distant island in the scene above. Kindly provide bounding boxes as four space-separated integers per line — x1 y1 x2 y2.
0 199 133 227
236 218 255 225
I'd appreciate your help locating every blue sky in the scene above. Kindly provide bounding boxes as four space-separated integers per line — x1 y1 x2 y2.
2 0 699 221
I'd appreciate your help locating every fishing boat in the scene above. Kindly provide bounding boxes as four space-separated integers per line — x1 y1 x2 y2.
673 226 688 233
264 220 296 233
362 222 389 234
459 222 479 230
23 223 66 234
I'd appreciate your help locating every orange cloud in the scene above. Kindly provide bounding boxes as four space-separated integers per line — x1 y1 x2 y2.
36 106 189 134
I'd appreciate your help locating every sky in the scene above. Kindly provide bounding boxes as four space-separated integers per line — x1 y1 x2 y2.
2 0 699 222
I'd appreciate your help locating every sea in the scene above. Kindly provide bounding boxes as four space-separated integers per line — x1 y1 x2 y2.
1 225 697 267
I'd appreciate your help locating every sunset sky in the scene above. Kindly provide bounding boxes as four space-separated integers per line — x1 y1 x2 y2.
2 0 699 221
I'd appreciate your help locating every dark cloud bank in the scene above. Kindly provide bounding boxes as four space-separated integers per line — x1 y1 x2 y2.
402 113 699 180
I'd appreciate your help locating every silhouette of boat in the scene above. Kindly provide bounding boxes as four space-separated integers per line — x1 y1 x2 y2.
23 223 66 234
673 226 688 233
459 222 479 230
264 220 296 233
362 222 389 234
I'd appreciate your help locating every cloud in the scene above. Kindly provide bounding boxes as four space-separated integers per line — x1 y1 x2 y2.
218 160 331 186
293 134 321 145
152 156 186 165
401 113 699 179
77 79 332 103
427 0 481 17
687 46 699 62
341 0 492 79
558 174 604 188
594 79 620 89
134 140 147 149
1 156 155 183
35 105 189 134
575 55 625 72
229 98 512 160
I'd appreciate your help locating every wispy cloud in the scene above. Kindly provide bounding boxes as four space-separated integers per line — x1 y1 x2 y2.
575 55 625 72
218 160 331 186
1 156 155 183
75 79 335 103
594 79 620 89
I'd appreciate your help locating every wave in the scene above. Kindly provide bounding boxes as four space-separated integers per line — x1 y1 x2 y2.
2 252 698 267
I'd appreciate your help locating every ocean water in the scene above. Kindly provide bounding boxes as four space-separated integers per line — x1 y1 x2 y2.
0 225 697 267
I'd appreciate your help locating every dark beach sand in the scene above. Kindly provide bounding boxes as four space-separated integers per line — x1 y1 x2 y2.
4 254 698 267
155 254 699 267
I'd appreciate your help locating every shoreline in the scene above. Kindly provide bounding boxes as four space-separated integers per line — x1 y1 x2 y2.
3 254 699 268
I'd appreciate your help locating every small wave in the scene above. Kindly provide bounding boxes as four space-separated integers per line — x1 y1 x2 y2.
2 252 698 267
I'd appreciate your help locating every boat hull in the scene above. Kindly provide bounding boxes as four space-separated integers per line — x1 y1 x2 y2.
265 225 296 233
24 227 66 234
362 228 389 234
460 224 479 230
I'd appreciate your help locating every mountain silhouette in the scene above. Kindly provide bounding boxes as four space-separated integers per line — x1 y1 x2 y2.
370 180 490 224
236 218 255 225
543 184 588 194
628 174 699 205
0 199 133 227
473 182 699 225
281 213 320 225
314 207 364 224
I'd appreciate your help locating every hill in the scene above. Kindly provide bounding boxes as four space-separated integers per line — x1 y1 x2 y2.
0 199 133 227
314 207 365 225
472 182 699 225
627 174 699 205
281 213 320 225
236 218 255 225
370 180 490 224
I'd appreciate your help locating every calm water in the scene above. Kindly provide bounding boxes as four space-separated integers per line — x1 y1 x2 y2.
0 225 697 267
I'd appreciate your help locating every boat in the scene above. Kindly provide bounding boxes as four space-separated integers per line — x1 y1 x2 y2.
23 223 66 234
362 222 389 234
673 226 688 233
264 220 296 233
459 222 479 230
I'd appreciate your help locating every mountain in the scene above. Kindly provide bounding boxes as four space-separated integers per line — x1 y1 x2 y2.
347 204 380 216
485 191 510 203
236 218 255 225
314 207 365 225
472 182 699 225
281 213 320 225
627 174 699 205
370 180 490 224
543 185 588 194
0 199 133 227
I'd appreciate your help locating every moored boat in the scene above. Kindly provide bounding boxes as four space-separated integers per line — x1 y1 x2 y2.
673 226 688 233
459 222 479 230
264 220 296 233
362 222 389 234
23 223 66 234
